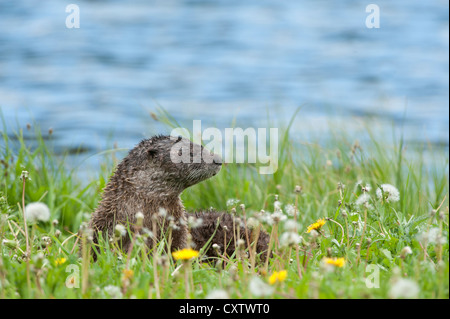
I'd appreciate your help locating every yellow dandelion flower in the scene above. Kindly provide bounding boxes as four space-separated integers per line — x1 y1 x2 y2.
122 269 134 280
55 257 67 266
306 218 326 233
323 257 345 268
268 270 288 285
172 248 199 261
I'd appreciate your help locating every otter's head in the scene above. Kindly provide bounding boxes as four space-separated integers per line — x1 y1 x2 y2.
124 135 222 196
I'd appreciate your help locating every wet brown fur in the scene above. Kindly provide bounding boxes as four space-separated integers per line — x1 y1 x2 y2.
88 135 269 260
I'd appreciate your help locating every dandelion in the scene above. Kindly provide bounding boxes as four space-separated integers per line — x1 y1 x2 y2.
355 193 373 209
79 222 94 243
212 243 221 254
249 277 274 297
206 289 229 299
285 204 299 217
20 170 30 181
306 218 326 233
41 236 52 247
226 199 240 207
268 270 288 285
24 202 50 223
400 246 412 259
135 211 144 227
356 180 372 193
103 285 123 299
187 215 203 228
158 207 167 218
168 219 180 231
279 231 302 248
246 217 260 229
284 219 299 232
55 257 67 266
389 279 420 299
114 224 126 238
322 257 345 268
337 182 345 191
376 184 400 203
417 228 446 246
274 200 282 212
122 269 134 280
172 248 199 261
271 211 287 224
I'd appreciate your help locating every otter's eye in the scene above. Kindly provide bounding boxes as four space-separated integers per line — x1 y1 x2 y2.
176 136 182 142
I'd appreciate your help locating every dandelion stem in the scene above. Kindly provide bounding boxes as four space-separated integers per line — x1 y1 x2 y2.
21 175 31 294
264 224 277 273
356 209 368 265
81 234 90 297
242 207 252 267
184 261 191 299
21 177 30 255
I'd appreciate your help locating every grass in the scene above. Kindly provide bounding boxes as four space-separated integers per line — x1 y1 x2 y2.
0 110 448 299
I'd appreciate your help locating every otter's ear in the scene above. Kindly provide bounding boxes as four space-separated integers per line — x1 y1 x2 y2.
147 147 158 158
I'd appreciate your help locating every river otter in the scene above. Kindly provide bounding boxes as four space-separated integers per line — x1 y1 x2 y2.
88 135 269 260
191 210 271 262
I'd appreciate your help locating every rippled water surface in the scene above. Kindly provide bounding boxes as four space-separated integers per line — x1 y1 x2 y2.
0 0 448 166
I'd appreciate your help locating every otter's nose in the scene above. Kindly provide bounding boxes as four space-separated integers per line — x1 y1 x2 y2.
212 154 222 166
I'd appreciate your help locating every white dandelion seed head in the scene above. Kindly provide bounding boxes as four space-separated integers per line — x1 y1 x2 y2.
337 182 345 190
103 285 123 299
274 200 282 212
114 224 126 237
284 219 300 232
376 184 400 203
285 204 299 217
206 289 229 299
417 228 446 246
248 277 274 297
187 215 203 228
400 246 413 258
280 231 302 248
271 211 287 224
355 193 373 210
135 211 144 221
389 279 420 299
226 199 240 207
158 207 167 217
246 217 260 229
24 202 50 223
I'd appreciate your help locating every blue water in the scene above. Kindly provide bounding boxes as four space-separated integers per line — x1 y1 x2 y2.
0 0 448 165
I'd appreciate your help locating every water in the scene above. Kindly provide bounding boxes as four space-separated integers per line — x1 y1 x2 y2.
0 0 448 170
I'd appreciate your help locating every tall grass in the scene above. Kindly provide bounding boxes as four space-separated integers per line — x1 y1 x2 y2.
0 110 448 299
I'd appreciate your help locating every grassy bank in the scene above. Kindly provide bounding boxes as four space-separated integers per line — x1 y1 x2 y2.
0 112 448 299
